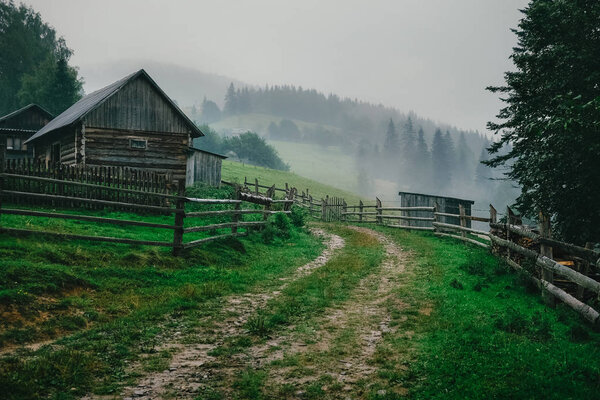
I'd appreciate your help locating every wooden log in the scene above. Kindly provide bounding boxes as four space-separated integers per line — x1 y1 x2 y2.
185 197 241 204
382 215 435 222
186 209 267 217
0 227 173 247
385 224 435 231
184 221 265 234
433 222 490 236
489 233 600 295
0 208 177 229
238 192 272 206
3 190 181 215
378 206 435 212
376 197 382 224
435 232 489 248
504 257 599 325
183 232 248 249
490 222 600 265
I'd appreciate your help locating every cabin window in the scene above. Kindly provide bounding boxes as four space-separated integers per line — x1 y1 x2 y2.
129 139 147 150
6 137 23 150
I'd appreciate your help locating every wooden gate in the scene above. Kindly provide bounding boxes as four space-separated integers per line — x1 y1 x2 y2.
322 196 345 222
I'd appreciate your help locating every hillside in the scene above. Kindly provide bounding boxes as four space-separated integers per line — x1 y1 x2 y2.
221 160 368 205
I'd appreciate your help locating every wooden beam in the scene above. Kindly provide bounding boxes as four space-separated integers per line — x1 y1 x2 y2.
0 208 177 229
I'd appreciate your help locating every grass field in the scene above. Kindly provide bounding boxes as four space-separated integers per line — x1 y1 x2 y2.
221 159 368 205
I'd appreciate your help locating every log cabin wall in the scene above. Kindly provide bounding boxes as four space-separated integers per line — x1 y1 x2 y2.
32 126 77 165
84 127 188 180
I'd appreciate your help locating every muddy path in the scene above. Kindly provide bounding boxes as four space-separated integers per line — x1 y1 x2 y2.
108 228 345 400
235 226 411 397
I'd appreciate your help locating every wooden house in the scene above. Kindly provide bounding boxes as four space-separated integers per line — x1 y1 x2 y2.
25 69 204 182
0 104 52 160
186 147 227 187
398 191 475 228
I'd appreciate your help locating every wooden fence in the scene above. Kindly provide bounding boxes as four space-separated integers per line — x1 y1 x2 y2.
0 159 292 255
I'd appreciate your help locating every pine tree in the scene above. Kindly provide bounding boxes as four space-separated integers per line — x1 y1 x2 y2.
414 127 432 191
486 0 600 242
383 118 400 159
401 116 416 159
431 129 451 190
456 132 475 183
223 83 237 116
200 98 221 124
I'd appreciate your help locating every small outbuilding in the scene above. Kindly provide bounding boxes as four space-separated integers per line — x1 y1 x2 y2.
25 69 204 183
186 147 227 187
398 191 475 228
0 104 52 160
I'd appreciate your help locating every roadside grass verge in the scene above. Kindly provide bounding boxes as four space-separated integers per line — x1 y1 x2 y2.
370 226 600 399
0 198 322 399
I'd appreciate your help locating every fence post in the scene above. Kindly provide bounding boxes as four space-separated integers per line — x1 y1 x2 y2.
459 204 466 238
506 206 512 261
376 197 382 225
489 204 497 224
539 211 555 307
342 200 347 223
172 180 186 256
232 187 241 234
255 178 259 195
0 144 4 225
576 243 593 300
359 200 364 223
321 197 327 221
433 202 438 233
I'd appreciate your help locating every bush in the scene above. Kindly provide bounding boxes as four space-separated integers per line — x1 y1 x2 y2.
289 206 306 228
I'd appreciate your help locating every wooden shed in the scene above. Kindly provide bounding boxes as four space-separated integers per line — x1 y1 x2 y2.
186 147 227 187
398 191 475 228
0 104 52 160
25 69 204 182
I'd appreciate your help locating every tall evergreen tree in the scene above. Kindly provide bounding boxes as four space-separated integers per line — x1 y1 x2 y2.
383 118 400 159
414 127 432 191
456 132 475 182
223 83 237 116
431 129 451 190
487 0 600 242
401 116 416 159
199 97 221 124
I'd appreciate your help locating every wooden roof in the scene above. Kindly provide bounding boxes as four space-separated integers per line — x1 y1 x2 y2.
398 191 475 204
0 104 53 133
26 69 203 143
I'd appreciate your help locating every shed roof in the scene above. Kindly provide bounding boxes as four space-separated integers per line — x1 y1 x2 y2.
188 146 228 159
0 104 53 132
398 191 475 204
26 69 203 143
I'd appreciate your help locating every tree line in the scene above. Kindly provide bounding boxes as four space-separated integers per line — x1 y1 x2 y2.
193 125 289 171
0 1 83 117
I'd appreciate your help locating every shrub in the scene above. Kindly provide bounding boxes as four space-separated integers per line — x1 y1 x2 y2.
289 206 306 228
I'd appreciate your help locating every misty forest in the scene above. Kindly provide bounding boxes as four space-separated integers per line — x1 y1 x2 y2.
0 0 599 399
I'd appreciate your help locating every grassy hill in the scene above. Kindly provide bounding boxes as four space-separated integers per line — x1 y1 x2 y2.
221 160 368 205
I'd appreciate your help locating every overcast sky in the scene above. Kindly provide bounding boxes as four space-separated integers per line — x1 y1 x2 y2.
23 0 527 133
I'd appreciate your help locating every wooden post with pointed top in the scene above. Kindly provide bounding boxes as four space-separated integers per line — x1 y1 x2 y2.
459 204 467 238
359 200 364 223
539 211 555 307
376 197 382 225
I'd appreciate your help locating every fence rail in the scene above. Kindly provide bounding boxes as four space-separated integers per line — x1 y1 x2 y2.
0 160 288 255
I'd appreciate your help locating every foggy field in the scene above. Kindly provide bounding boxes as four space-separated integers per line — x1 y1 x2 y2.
221 160 367 205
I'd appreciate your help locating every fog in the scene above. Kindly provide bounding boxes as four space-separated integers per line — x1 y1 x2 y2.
23 0 525 133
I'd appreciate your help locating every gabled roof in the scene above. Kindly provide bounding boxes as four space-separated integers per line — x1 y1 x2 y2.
26 69 203 143
0 104 53 127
